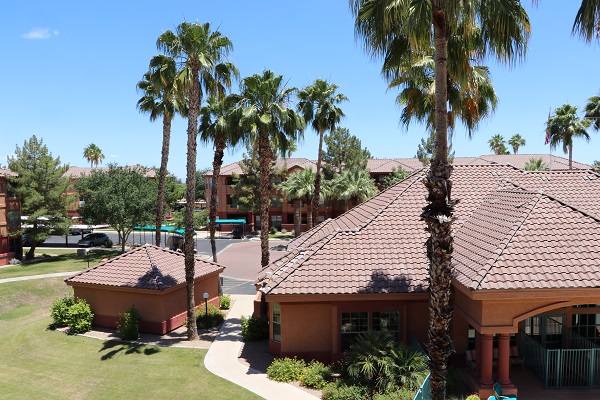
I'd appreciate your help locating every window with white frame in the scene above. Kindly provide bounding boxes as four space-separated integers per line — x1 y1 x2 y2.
272 303 281 342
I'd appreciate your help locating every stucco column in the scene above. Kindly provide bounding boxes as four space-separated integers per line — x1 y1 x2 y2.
497 333 511 385
479 334 494 386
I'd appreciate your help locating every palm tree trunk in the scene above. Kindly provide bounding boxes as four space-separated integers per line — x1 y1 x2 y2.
155 115 172 247
293 199 301 237
258 130 272 267
209 136 226 262
305 196 313 231
424 9 454 400
569 145 573 170
184 67 200 341
311 129 325 229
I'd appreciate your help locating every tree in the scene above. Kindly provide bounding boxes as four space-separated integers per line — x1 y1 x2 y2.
82 143 105 168
351 1 529 397
584 92 600 131
278 168 316 237
7 135 72 260
200 94 242 263
322 127 371 179
297 79 348 228
416 131 455 166
593 160 600 173
524 157 547 171
331 168 378 212
508 134 526 154
157 21 235 340
137 54 187 247
195 168 211 201
573 0 600 42
488 134 510 155
76 165 156 252
232 70 305 267
546 104 592 170
380 167 408 189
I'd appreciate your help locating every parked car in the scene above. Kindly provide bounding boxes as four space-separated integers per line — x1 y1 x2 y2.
77 233 110 247
22 234 45 247
232 227 244 239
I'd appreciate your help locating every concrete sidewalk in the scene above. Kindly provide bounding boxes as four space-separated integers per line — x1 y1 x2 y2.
205 294 319 400
0 271 74 284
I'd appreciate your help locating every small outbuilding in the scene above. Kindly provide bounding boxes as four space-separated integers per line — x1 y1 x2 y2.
65 244 224 335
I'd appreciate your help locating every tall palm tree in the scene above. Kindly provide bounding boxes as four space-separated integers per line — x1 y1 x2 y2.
157 21 235 341
508 134 526 154
233 70 305 267
278 168 316 237
82 143 104 168
584 92 600 131
200 93 242 262
297 79 348 229
331 168 378 212
137 54 186 247
488 134 509 155
573 0 600 42
351 1 529 397
547 103 592 170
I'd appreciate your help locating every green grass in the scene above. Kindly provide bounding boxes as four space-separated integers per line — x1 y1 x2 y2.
0 250 120 280
0 278 262 400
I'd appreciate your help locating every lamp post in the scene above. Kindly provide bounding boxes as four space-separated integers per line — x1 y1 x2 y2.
203 292 209 330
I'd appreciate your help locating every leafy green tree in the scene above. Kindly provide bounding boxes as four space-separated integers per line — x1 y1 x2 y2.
547 104 592 170
416 131 454 166
200 94 242 263
488 134 510 155
82 143 105 168
157 21 236 340
298 79 348 228
232 70 305 267
137 54 187 247
171 209 208 230
322 127 371 179
380 167 408 189
8 135 73 259
351 1 529 397
584 92 600 131
593 160 600 173
524 158 547 171
278 168 316 237
331 168 378 212
508 134 526 154
76 165 156 252
195 168 211 200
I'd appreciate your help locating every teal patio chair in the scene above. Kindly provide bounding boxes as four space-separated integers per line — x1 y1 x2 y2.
487 382 517 400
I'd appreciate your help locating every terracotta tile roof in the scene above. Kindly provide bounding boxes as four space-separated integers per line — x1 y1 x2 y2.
259 164 600 296
64 166 156 178
367 158 423 173
0 168 18 177
478 154 591 170
208 158 316 176
66 244 224 290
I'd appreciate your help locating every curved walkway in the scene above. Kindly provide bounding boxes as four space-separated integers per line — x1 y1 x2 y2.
205 294 319 400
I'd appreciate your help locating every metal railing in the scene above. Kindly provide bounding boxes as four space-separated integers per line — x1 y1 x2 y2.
410 337 431 400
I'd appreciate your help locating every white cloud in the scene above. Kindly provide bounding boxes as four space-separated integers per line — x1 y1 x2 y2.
22 27 59 40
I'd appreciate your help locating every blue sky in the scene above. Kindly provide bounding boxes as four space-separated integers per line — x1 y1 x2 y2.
1 1 598 180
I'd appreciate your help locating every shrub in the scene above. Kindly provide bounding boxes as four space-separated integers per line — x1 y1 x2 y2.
269 226 277 235
300 360 332 389
196 304 225 329
9 258 21 265
280 228 287 234
465 395 480 400
267 357 306 382
104 239 113 248
240 315 269 341
50 296 76 328
322 381 369 400
372 388 416 400
66 299 94 334
219 294 231 310
117 305 142 340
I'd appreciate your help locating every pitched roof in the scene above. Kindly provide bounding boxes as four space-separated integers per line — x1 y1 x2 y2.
65 245 224 290
207 158 316 176
259 164 600 295
478 154 590 170
0 168 18 178
64 166 157 178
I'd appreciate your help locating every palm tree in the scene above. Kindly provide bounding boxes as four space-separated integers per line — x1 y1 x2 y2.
278 168 316 237
508 134 526 154
233 70 305 267
573 0 600 42
351 1 529 397
82 143 104 168
524 157 547 171
331 168 378 212
157 21 235 341
488 134 509 155
137 54 186 247
547 104 592 170
200 93 242 263
297 79 348 229
584 92 600 131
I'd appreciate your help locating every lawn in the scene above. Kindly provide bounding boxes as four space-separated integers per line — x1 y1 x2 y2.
0 278 262 399
0 249 119 280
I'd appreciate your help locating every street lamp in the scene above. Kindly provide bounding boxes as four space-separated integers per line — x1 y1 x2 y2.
203 292 209 330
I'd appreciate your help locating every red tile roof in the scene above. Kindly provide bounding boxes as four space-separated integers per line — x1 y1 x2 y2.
66 245 224 290
477 154 590 170
259 164 600 295
0 168 18 177
64 166 157 178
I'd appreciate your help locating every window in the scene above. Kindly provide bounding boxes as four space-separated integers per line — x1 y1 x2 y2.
373 312 399 337
226 195 237 209
206 177 213 190
287 214 294 224
341 312 368 352
270 199 282 208
271 215 282 229
7 211 20 228
225 176 234 186
572 313 600 344
272 303 281 342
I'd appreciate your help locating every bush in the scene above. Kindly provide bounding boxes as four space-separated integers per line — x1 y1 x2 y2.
465 395 480 400
117 305 142 340
300 360 332 389
50 296 76 328
240 315 269 341
372 388 416 400
104 239 113 248
280 228 287 234
269 226 277 235
9 258 21 265
219 294 231 310
196 304 225 329
66 299 94 334
322 381 369 400
267 357 306 382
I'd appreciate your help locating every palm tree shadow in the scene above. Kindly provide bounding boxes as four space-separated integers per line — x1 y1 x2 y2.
99 340 160 360
358 270 425 294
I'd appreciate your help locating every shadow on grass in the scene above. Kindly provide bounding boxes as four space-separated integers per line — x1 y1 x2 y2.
99 339 160 360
